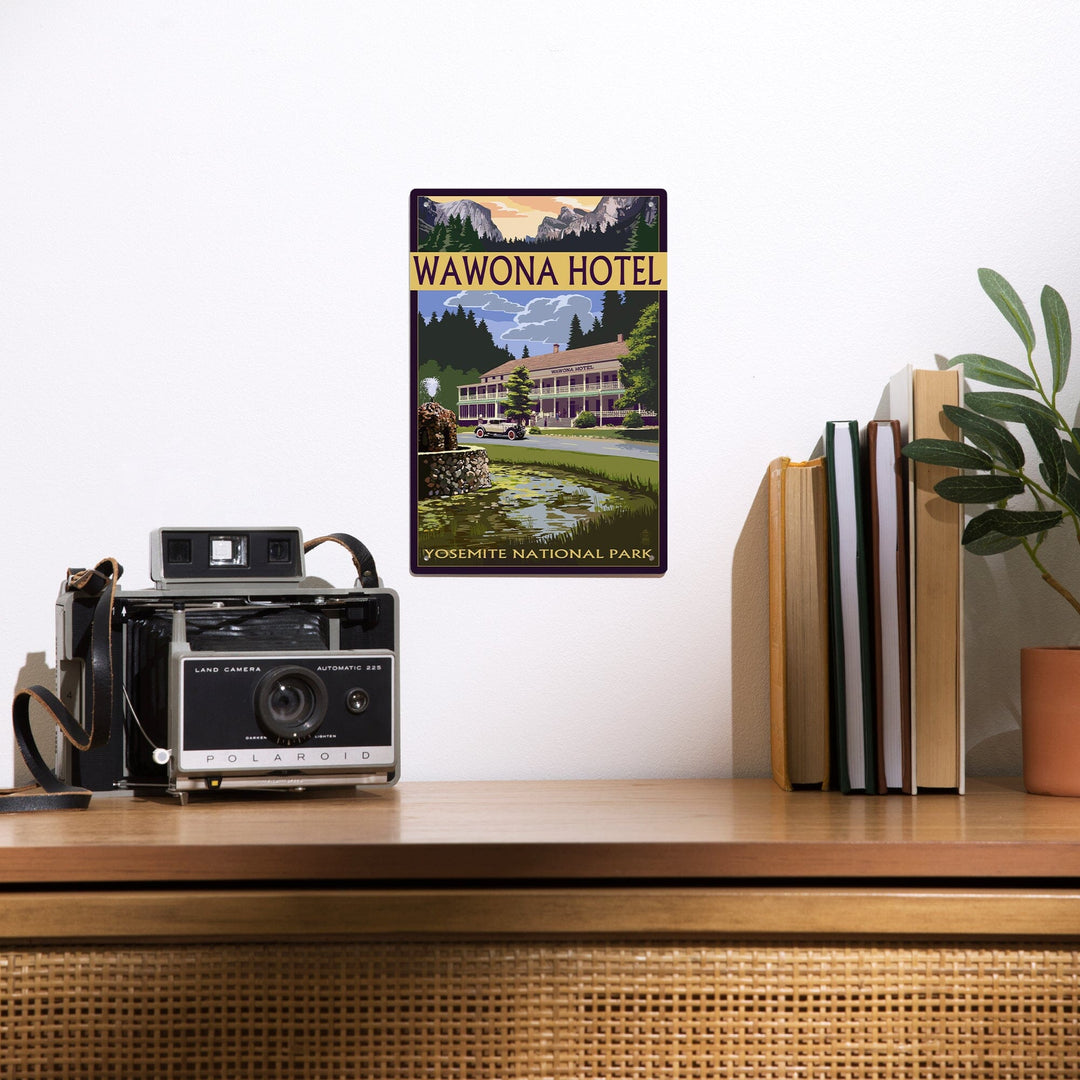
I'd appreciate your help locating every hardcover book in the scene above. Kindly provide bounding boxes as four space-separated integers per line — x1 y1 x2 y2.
868 419 912 793
409 190 666 575
825 420 878 794
768 456 831 790
886 365 965 793
909 367 965 792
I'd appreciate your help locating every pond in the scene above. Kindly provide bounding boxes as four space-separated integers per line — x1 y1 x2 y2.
418 461 655 544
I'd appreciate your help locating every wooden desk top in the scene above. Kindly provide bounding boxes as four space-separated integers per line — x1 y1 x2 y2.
1 777 1078 886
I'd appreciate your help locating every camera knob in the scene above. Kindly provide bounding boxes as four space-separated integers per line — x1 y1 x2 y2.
152 748 172 766
346 688 370 714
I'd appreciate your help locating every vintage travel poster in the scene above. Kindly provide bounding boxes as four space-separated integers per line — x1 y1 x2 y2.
410 189 666 575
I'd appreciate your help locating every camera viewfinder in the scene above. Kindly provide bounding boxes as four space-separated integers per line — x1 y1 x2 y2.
267 538 292 563
166 538 193 565
209 534 249 568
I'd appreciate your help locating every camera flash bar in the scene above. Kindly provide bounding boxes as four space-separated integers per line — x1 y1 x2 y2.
152 528 305 584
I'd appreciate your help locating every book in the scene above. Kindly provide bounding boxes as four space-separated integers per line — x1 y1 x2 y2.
887 365 965 793
767 456 831 790
867 420 912 792
824 421 878 794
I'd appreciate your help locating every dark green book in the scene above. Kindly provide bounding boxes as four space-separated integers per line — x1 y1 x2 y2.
825 420 878 794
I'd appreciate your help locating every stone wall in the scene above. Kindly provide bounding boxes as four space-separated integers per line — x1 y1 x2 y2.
418 446 491 498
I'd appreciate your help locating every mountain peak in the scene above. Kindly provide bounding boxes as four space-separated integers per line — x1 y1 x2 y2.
419 198 505 244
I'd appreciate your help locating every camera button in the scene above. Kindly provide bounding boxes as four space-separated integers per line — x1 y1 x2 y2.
346 689 370 715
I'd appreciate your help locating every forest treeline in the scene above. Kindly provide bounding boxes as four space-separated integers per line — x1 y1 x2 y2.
418 209 659 253
416 291 659 414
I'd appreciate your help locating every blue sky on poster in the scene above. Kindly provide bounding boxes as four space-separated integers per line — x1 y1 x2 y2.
416 289 607 359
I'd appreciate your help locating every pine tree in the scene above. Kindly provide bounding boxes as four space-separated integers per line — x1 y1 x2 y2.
625 213 659 252
419 221 447 252
600 291 625 339
620 290 654 339
417 298 517 414
616 301 660 413
459 215 484 251
502 364 535 423
567 312 585 351
446 215 463 250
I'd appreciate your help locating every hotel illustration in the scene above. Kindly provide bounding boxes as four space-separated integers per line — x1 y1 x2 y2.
456 335 658 428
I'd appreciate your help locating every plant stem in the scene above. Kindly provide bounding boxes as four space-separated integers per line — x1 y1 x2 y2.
1041 571 1080 618
1023 539 1080 615
999 465 1080 544
1029 348 1080 459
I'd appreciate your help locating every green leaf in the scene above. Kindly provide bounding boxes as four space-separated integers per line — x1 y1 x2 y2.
942 404 1025 469
1027 416 1068 493
1041 284 1071 393
901 438 994 469
964 531 1026 556
963 507 1063 543
934 474 1025 503
964 390 1059 427
979 268 1035 352
1061 474 1080 517
1064 436 1080 477
945 353 1037 390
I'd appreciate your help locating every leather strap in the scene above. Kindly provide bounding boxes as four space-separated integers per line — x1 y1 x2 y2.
303 533 379 589
0 558 122 813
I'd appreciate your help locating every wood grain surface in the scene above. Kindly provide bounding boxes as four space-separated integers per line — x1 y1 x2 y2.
1 777 1078 885
2 885 1078 942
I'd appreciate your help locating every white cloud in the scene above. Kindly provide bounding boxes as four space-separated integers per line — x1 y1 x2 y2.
444 290 526 314
501 294 597 344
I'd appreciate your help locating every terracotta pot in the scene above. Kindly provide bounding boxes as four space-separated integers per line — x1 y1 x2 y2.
1021 647 1080 796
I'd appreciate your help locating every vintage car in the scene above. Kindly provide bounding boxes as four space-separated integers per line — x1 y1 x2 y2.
473 418 526 440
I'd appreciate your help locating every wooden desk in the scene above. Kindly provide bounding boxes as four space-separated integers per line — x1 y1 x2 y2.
1 778 1078 1077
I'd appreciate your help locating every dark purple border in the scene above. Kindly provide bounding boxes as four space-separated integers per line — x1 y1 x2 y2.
409 188 667 577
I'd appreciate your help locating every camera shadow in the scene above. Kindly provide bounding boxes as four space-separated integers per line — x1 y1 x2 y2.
12 652 56 787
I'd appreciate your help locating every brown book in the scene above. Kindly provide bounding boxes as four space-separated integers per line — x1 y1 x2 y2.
867 420 912 792
890 366 964 792
768 456 831 790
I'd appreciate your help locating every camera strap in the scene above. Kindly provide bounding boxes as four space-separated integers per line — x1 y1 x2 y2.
303 533 379 589
1 558 122 813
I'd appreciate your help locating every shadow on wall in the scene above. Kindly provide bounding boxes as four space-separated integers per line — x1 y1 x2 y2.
963 527 1080 776
726 455 1077 781
729 357 1080 782
12 652 55 787
730 470 771 778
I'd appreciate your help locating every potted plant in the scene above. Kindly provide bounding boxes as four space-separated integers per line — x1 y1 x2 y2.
902 268 1080 794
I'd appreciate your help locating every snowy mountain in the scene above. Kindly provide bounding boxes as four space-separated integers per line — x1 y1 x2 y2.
417 197 505 244
535 195 655 243
416 193 659 249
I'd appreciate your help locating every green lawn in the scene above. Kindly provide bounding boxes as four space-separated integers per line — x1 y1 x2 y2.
480 443 659 490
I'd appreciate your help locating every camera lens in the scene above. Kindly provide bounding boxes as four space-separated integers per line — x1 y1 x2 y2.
254 666 328 744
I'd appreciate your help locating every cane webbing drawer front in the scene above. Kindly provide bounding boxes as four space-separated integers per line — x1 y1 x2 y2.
2 781 1080 1078
2 939 1078 1079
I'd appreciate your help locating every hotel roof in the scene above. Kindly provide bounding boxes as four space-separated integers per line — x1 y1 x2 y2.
480 337 629 380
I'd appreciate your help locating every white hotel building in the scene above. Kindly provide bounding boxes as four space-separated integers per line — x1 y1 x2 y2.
456 336 657 428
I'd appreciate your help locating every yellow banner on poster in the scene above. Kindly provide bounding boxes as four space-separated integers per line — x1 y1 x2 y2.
410 251 667 291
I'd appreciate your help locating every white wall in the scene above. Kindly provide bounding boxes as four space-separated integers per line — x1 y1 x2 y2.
4 1 1080 787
